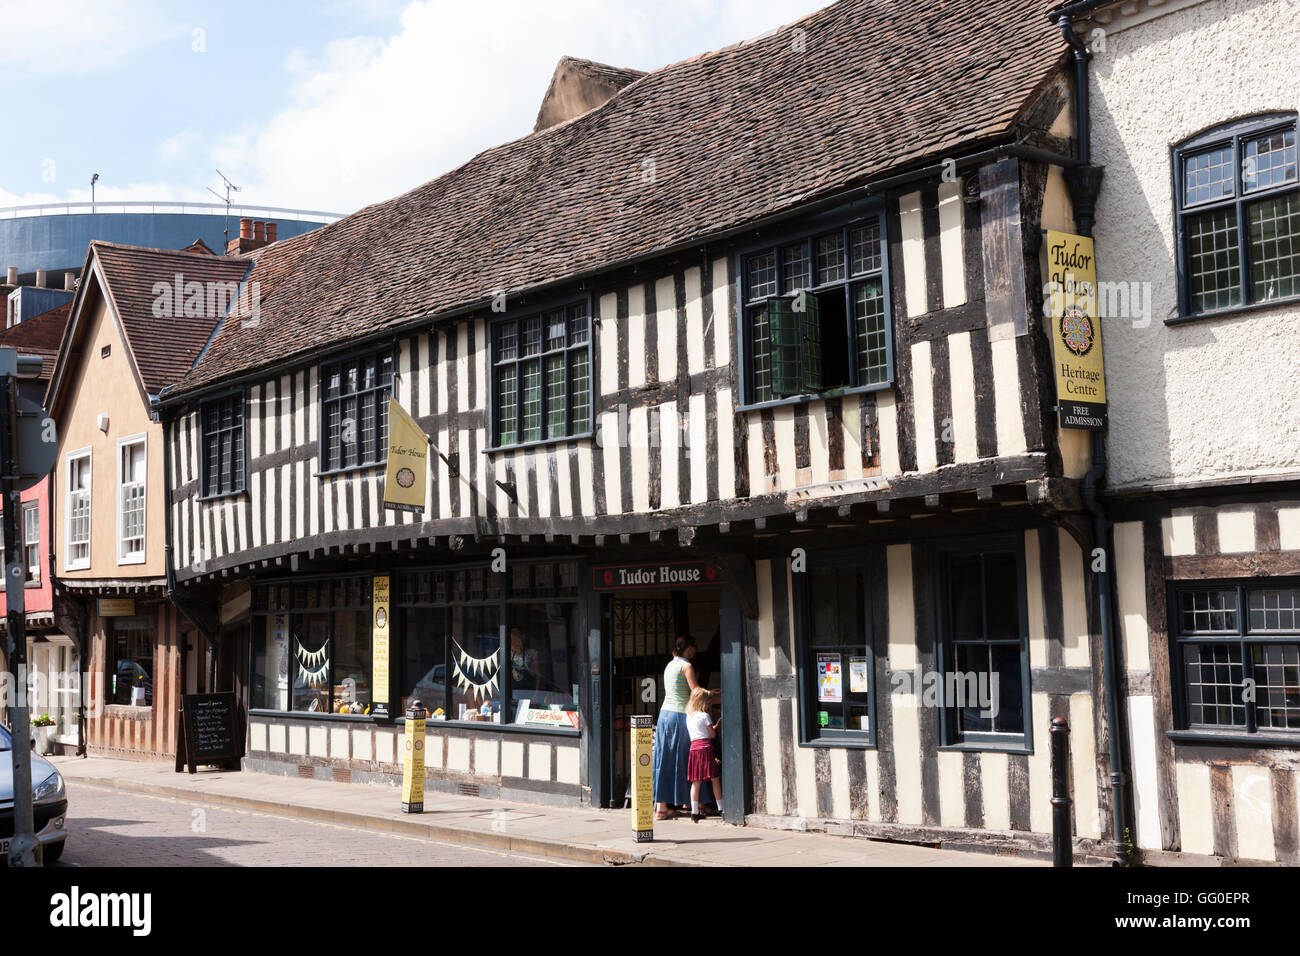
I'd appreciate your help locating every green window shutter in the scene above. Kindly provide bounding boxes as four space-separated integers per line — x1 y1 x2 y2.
799 292 822 392
768 297 802 398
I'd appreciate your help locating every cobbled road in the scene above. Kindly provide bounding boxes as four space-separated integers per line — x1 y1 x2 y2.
50 781 584 867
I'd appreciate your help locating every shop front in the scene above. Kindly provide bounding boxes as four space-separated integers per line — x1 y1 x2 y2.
244 558 590 804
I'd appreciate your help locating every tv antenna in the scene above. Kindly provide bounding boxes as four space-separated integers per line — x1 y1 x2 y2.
206 169 242 247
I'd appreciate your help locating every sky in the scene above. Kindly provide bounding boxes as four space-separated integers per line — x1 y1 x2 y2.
0 0 828 217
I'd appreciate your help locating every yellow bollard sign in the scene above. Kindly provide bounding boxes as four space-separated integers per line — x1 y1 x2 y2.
631 715 654 842
401 700 426 814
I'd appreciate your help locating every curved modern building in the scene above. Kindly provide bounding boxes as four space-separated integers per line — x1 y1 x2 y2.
0 201 342 282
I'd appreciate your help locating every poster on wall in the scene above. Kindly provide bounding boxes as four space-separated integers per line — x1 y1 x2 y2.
371 575 391 721
849 657 870 694
817 652 842 703
1044 229 1107 430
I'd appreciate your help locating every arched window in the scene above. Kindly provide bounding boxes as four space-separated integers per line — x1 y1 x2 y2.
1173 113 1298 318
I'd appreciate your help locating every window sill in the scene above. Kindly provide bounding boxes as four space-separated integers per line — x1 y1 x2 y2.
1167 293 1300 326
101 704 153 720
937 740 1032 756
737 379 893 414
315 463 385 479
64 563 89 573
23 580 41 589
485 430 594 456
116 556 146 567
248 709 581 736
1168 729 1300 748
799 737 876 750
197 489 248 503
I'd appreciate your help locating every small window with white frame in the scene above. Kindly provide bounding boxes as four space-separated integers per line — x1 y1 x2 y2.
65 449 91 570
22 501 38 584
117 436 146 564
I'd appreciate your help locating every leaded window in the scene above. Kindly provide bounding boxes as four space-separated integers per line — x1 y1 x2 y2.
1175 115 1299 316
491 301 591 448
201 393 244 497
321 351 393 471
742 214 890 405
1173 582 1300 735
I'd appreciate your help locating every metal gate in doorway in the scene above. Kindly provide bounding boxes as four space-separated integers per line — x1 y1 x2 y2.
609 597 676 803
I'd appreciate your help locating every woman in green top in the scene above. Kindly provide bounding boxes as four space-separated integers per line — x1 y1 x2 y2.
653 634 716 818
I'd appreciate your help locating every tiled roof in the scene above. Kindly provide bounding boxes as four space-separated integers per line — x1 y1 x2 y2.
168 0 1067 399
0 303 72 382
80 242 251 395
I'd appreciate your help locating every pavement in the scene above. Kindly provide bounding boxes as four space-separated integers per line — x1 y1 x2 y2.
49 755 1045 867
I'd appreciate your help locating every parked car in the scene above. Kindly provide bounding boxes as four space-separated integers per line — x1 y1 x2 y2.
0 724 68 864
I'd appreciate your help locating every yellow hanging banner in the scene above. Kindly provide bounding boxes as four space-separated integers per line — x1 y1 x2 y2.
383 397 429 513
1044 230 1107 430
631 715 654 842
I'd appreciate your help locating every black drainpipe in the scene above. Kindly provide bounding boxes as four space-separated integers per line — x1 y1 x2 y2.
1055 11 1131 864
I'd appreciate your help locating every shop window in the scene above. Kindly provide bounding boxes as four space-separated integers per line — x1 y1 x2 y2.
251 575 373 715
320 350 393 472
201 392 245 497
1172 582 1300 735
507 602 581 730
794 555 875 744
490 301 592 449
1174 114 1299 317
741 214 891 406
108 621 154 707
65 449 91 570
117 435 146 563
937 540 1031 749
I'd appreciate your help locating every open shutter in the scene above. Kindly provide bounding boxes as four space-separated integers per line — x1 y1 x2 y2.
768 297 802 398
799 292 822 392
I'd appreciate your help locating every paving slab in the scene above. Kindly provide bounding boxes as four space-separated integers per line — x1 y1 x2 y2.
49 755 1046 867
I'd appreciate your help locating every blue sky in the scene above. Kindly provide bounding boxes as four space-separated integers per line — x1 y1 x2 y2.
1 0 826 215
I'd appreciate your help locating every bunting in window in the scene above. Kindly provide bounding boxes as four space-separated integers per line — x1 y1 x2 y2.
294 641 330 687
451 641 500 702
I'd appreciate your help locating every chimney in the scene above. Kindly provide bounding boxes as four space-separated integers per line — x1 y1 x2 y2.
64 272 76 291
35 270 47 288
252 220 265 242
265 222 277 243
239 218 253 239
5 266 15 285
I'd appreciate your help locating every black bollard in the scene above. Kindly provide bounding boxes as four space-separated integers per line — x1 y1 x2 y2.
1050 716 1072 867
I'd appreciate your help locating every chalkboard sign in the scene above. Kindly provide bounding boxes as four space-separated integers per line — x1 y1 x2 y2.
175 692 242 774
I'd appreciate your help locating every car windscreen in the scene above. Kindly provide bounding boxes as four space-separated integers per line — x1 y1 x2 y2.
0 725 10 751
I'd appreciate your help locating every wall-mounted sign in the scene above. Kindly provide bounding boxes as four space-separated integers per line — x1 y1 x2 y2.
383 397 429 514
371 575 391 721
97 598 136 617
592 561 720 591
1044 230 1107 430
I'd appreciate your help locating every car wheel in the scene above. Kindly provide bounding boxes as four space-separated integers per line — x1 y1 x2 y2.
43 841 65 864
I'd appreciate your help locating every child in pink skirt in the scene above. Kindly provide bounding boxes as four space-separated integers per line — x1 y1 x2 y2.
685 687 723 822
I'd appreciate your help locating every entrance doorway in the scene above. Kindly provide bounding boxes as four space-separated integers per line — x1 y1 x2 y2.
605 587 721 805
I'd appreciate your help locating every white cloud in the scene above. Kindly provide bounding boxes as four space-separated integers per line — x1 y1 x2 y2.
159 129 203 163
209 0 825 213
0 0 184 76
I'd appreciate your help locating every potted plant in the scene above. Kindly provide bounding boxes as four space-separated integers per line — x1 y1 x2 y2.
31 714 55 755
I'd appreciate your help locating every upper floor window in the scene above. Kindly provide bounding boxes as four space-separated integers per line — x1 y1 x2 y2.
65 449 91 571
1175 114 1299 317
490 301 592 449
201 393 245 497
936 538 1031 750
118 436 146 564
741 213 891 406
1172 582 1300 736
321 351 393 472
22 502 39 584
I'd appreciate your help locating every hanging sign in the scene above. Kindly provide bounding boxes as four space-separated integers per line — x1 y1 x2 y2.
631 715 654 842
1045 230 1107 429
592 561 720 591
371 575 391 721
383 397 429 513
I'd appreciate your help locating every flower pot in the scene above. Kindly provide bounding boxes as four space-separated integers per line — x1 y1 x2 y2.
34 725 53 755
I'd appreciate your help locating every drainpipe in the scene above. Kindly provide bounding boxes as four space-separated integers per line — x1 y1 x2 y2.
1055 10 1130 864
